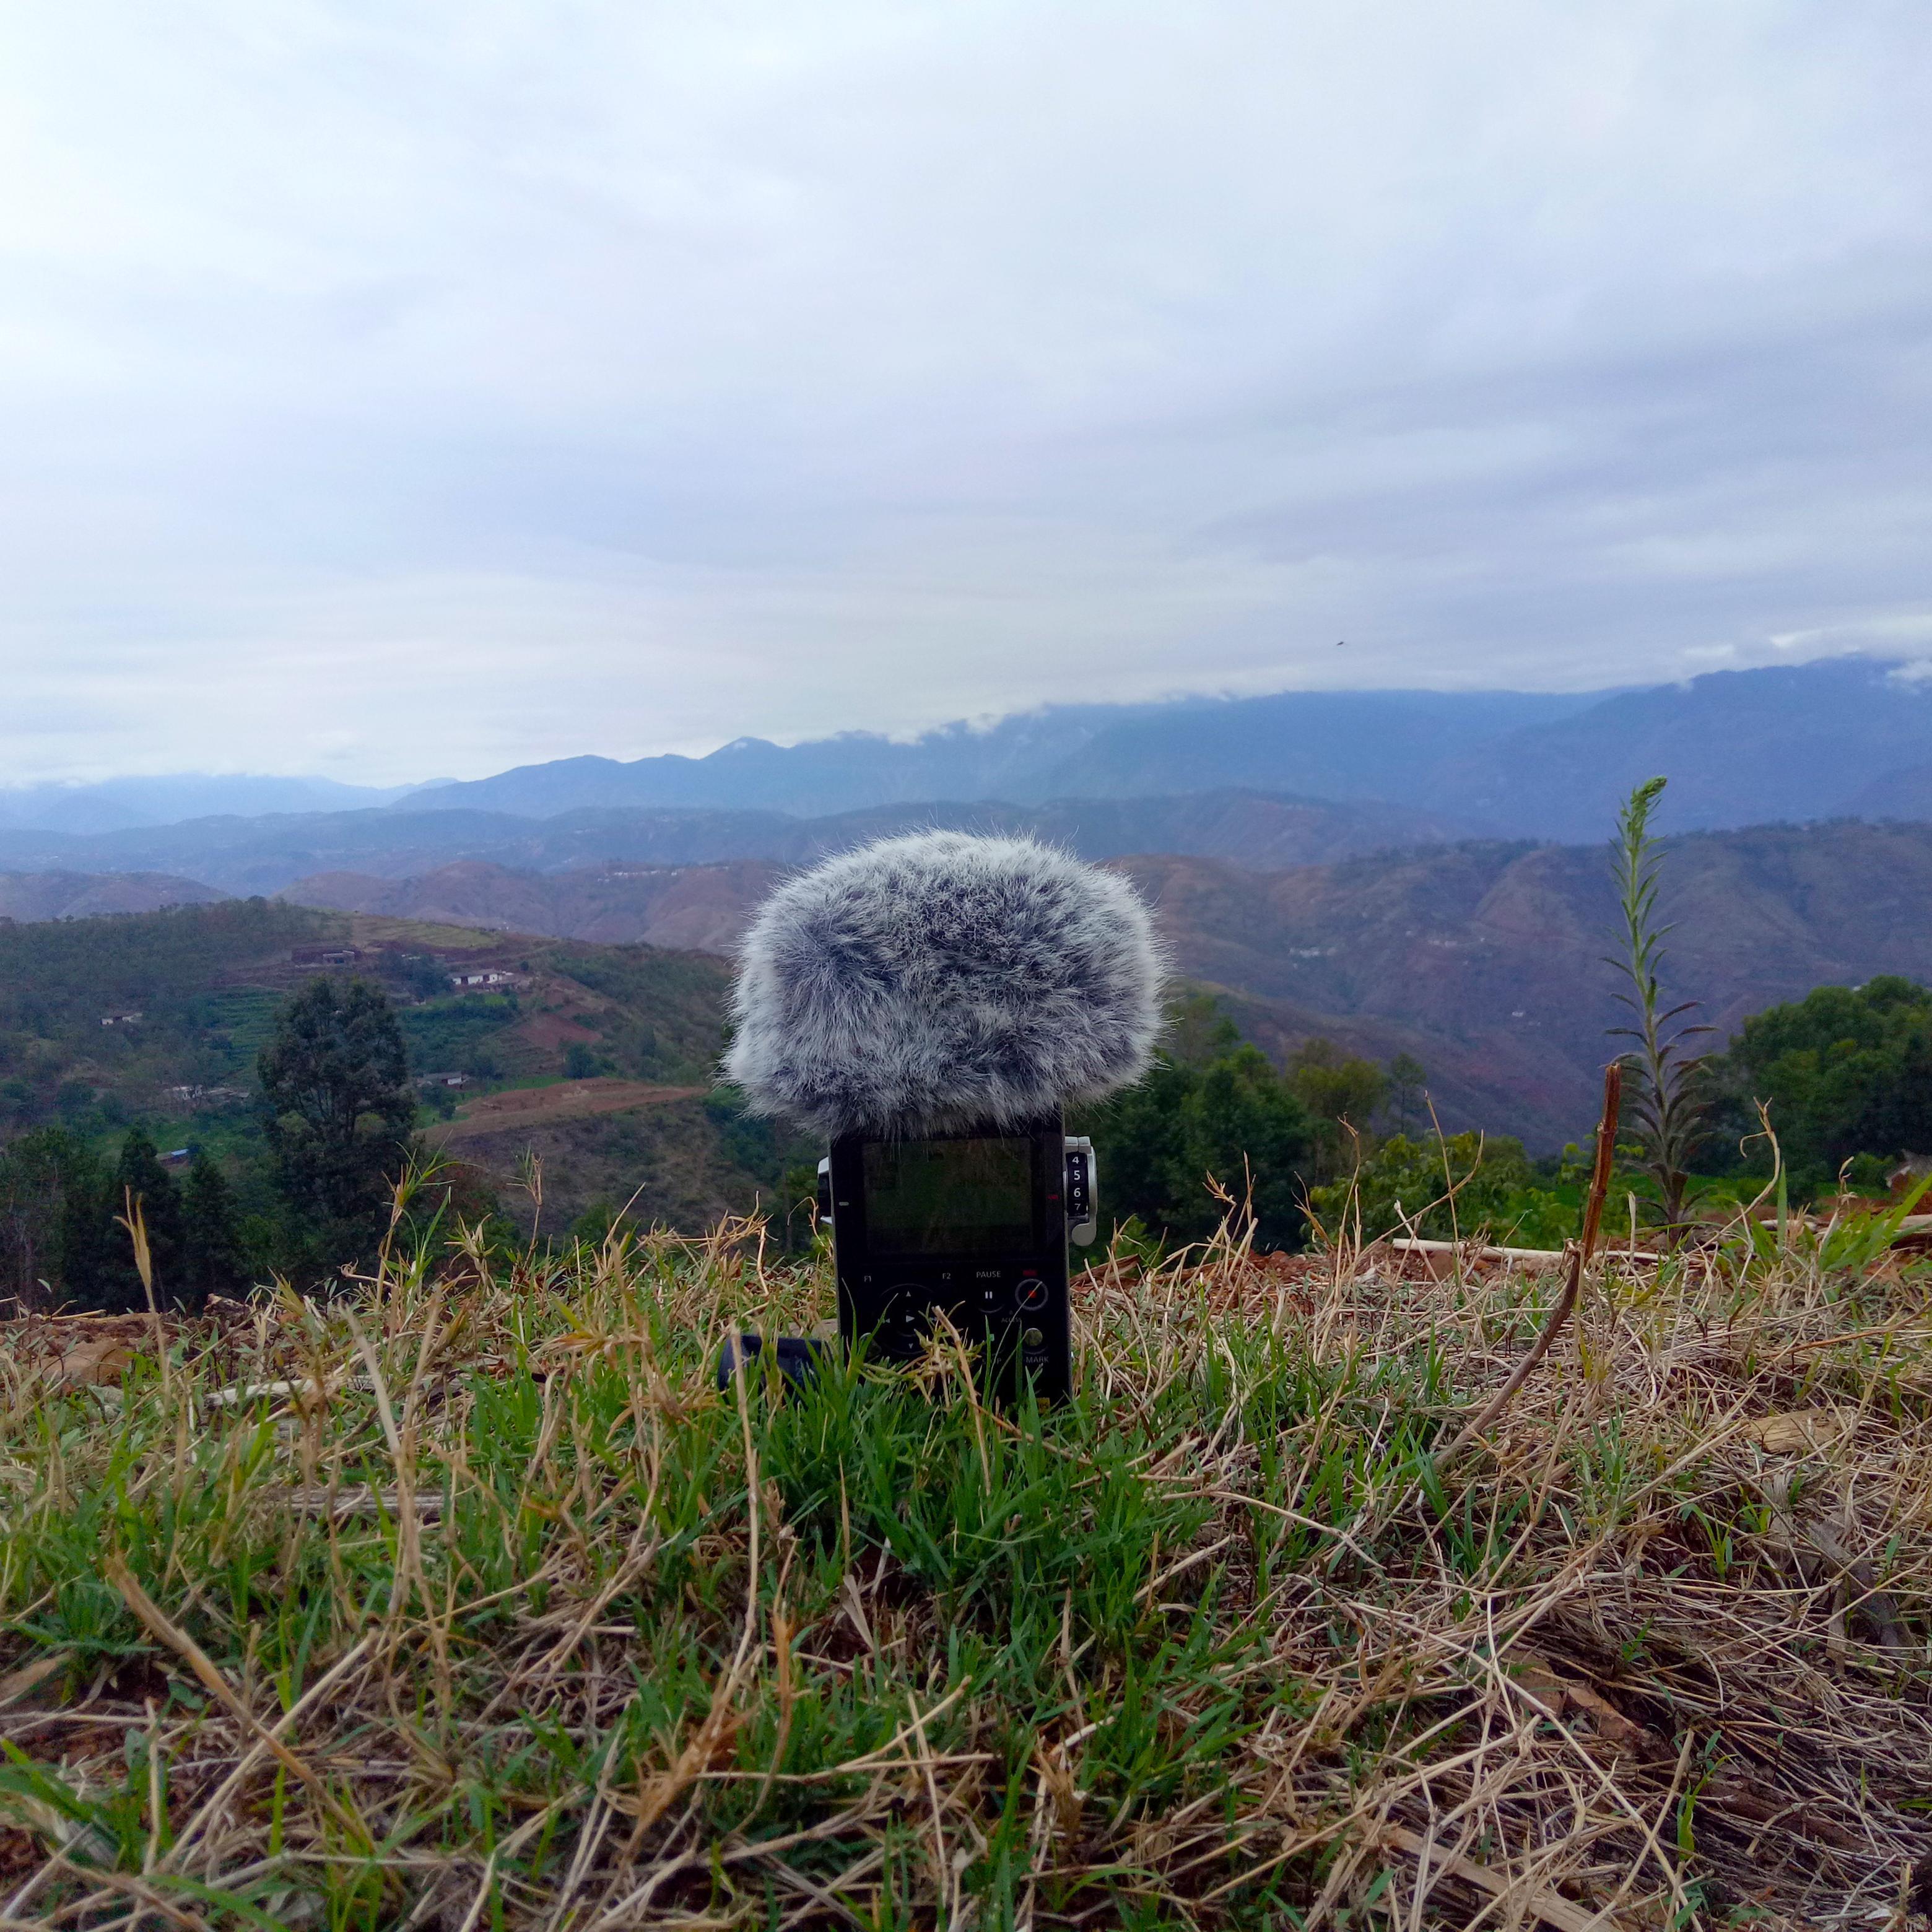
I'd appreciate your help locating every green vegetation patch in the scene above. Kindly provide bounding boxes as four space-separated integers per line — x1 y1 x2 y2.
398 992 523 1076
551 944 731 1082
1708 975 1932 1196
0 899 331 1037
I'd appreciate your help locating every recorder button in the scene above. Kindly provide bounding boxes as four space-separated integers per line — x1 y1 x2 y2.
1022 1328 1045 1348
1016 1276 1049 1311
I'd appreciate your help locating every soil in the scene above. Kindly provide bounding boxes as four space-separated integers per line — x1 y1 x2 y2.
428 1078 705 1144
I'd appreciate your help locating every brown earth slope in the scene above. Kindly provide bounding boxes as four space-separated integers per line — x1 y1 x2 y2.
427 1077 706 1144
0 870 225 921
434 1095 803 1235
1123 820 1932 1144
284 861 781 953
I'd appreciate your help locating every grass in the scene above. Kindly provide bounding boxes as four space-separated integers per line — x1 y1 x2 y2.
2 1203 1929 1929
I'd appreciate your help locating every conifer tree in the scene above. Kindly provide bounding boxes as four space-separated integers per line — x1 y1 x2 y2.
181 1152 247 1305
102 1128 186 1310
259 977 413 1270
54 1138 114 1308
0 1128 101 1313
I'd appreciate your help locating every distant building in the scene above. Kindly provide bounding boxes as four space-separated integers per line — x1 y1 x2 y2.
100 1011 143 1027
416 1071 470 1089
160 1148 192 1168
448 968 515 990
291 944 363 966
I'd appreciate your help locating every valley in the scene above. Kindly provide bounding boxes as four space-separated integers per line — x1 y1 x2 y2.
0 900 807 1248
10 811 1931 1170
273 817 1932 1151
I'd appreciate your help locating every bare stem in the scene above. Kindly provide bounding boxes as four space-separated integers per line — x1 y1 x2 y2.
1434 1061 1621 1477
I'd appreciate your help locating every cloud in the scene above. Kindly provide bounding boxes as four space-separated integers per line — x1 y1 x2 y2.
1 1 1930 780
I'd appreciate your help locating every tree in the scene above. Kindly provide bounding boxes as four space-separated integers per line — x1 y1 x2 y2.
0 1128 102 1314
1286 1038 1388 1181
1386 1053 1427 1137
1607 777 1710 1229
56 1141 115 1308
1073 998 1316 1251
258 977 414 1267
98 1128 186 1312
1308 1131 1571 1249
1181 1045 1316 1248
181 1152 248 1305
1704 976 1932 1195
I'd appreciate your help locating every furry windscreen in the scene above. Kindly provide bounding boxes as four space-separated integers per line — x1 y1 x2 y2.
724 831 1166 1138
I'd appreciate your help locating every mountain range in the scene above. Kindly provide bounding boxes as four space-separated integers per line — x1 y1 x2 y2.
0 791 1458 897
399 691 1588 822
7 655 1932 1151
7 659 1932 871
390 656 1932 840
0 774 438 836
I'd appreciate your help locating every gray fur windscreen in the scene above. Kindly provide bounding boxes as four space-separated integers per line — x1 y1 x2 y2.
723 830 1167 1139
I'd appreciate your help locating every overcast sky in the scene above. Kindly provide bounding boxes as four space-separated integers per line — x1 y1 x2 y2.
3 2 1930 785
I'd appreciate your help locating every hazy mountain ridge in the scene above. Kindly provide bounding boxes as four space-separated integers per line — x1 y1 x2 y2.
404 690 1596 821
0 790 1457 896
393 658 1932 838
1435 661 1932 839
0 774 437 835
8 659 1932 857
396 708 1149 819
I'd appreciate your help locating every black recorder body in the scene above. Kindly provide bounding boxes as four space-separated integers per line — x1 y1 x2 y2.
819 1121 1095 1402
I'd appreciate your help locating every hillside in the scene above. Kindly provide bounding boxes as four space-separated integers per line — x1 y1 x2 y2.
0 869 225 921
0 788 1458 895
285 818 1932 1150
0 900 805 1247
6 1217 1926 1925
282 859 785 952
14 814 1932 1191
1125 819 1932 1146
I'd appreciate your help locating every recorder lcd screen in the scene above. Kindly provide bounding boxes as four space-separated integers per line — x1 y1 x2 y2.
861 1137 1037 1255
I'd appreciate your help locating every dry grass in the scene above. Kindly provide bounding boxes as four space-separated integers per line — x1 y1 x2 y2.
2 1209 1930 1930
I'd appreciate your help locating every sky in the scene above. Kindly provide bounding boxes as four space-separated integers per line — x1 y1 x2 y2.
2 2 1930 786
